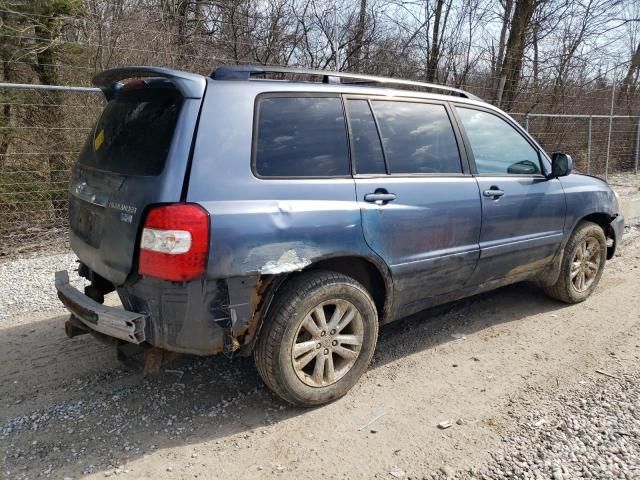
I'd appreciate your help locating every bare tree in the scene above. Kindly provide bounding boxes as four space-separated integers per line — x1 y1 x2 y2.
496 0 541 110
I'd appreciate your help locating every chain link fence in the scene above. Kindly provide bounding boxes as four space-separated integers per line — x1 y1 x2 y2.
511 113 640 178
0 84 103 257
0 82 638 258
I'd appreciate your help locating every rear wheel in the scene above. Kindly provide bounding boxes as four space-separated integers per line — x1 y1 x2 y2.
254 270 378 407
544 221 607 303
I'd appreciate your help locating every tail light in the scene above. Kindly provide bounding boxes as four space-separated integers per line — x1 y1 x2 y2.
139 204 209 282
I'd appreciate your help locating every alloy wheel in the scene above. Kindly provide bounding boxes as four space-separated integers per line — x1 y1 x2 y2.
291 299 364 388
571 237 602 293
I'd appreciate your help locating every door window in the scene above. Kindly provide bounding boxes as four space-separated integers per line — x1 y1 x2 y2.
456 107 541 175
371 101 462 174
255 96 349 177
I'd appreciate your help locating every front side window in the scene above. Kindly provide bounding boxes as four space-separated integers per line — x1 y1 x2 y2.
255 96 349 177
456 107 541 175
371 101 462 174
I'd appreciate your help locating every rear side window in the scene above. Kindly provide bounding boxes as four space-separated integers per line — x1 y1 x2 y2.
371 101 462 174
79 88 183 176
347 99 386 174
255 96 350 177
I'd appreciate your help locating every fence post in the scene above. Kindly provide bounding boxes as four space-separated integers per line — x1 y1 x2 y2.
587 116 592 175
635 118 640 176
525 113 529 132
605 81 615 180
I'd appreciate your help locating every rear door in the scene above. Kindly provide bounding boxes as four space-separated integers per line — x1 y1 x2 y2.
347 97 481 314
453 105 566 283
69 79 203 285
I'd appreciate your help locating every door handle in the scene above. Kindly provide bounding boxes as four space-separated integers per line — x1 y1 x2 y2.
483 187 505 198
364 192 396 205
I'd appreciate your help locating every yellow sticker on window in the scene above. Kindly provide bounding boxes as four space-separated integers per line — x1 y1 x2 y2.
94 129 105 150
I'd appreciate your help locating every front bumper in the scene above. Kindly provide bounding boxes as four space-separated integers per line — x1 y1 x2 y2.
612 213 624 243
609 213 625 258
55 270 145 343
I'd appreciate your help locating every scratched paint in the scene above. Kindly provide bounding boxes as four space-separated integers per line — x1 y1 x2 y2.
260 249 311 274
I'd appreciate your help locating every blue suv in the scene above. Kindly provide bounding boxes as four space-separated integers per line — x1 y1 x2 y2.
56 65 624 406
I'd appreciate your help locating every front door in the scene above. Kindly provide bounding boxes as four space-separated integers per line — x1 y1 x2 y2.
345 97 482 315
454 106 566 283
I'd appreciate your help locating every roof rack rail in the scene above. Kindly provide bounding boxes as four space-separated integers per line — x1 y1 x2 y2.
211 65 482 101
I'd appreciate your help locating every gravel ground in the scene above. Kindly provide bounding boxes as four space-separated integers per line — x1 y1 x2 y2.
0 231 638 479
607 174 640 198
0 191 638 479
0 253 85 324
430 369 640 479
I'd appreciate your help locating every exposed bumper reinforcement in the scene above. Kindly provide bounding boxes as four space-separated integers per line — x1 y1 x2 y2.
55 270 145 344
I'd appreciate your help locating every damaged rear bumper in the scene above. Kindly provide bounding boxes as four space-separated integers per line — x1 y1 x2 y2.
55 270 145 343
56 269 264 356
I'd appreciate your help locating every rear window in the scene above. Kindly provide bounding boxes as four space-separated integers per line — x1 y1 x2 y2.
79 88 183 176
254 96 350 177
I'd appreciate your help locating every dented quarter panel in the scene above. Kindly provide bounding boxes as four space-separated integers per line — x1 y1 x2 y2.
174 81 386 352
185 81 379 280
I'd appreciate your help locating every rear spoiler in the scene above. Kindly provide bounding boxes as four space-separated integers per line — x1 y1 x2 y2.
92 66 207 100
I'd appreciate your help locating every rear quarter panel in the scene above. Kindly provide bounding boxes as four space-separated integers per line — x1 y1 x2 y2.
185 81 377 279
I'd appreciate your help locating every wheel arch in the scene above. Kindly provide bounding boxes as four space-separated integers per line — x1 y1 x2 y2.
537 212 615 288
239 255 393 355
304 255 392 322
577 212 617 259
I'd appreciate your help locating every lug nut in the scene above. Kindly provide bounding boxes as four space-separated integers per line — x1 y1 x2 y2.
316 343 322 349
320 331 326 337
332 340 338 346
330 329 336 335
324 348 329 355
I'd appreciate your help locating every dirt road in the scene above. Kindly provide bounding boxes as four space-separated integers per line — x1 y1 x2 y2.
2 227 639 479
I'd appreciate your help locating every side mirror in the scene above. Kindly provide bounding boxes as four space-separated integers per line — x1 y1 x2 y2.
550 152 573 178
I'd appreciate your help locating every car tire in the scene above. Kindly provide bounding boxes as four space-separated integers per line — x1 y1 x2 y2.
254 270 378 407
544 221 607 304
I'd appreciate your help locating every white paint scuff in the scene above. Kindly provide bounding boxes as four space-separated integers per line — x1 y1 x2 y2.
259 249 311 274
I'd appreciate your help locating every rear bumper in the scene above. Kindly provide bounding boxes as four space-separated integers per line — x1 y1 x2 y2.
57 269 260 356
55 270 145 344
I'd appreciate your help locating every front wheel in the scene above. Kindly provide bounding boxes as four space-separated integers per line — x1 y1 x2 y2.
254 271 378 407
544 221 607 303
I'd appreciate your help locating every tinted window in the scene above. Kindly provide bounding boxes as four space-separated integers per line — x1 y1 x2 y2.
79 88 183 176
371 101 461 174
347 99 386 174
255 97 349 177
456 107 541 175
